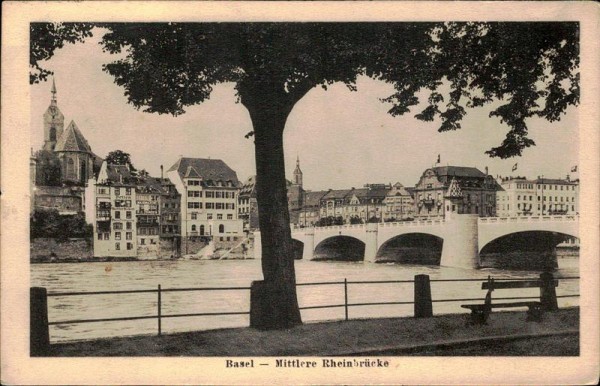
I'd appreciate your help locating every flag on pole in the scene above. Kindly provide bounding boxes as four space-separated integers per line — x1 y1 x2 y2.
571 165 578 172
512 162 518 172
436 154 441 164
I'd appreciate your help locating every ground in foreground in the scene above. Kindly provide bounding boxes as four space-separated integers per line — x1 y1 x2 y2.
48 307 579 356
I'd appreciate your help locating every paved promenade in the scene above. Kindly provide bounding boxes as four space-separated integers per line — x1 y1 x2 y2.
47 307 579 356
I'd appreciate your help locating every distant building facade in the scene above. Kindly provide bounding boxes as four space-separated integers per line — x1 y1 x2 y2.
413 166 499 219
84 162 182 258
167 157 244 253
383 182 415 221
496 176 579 217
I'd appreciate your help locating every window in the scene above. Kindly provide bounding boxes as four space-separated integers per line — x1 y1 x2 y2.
141 238 145 245
191 225 196 231
206 203 214 209
114 223 123 230
115 243 120 250
200 225 205 235
191 213 197 220
115 232 121 240
188 202 200 209
67 158 75 179
126 188 132 195
115 188 120 195
227 214 233 220
126 222 132 230
126 211 132 219
126 232 132 240
207 213 213 220
127 243 133 250
219 224 225 233
188 191 200 197
206 191 215 198
217 214 223 220
115 211 121 219
97 233 102 240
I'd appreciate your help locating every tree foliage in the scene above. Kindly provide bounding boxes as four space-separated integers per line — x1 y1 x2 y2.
30 23 94 84
105 150 136 170
35 150 62 186
30 209 93 240
92 22 579 158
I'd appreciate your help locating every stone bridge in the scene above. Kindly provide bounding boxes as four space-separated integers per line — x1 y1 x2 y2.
253 214 579 269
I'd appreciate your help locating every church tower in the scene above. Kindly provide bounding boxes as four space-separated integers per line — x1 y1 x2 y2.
43 78 65 151
293 156 303 187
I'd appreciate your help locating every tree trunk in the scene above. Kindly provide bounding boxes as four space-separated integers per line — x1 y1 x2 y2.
243 84 303 329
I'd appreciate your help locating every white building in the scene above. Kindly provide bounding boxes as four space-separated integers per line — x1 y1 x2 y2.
167 157 243 252
496 176 579 217
85 163 138 258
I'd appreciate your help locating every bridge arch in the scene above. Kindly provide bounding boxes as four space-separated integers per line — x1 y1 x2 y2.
376 232 444 265
480 230 577 270
313 235 365 261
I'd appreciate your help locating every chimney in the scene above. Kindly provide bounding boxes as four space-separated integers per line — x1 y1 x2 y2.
161 165 164 179
485 166 488 175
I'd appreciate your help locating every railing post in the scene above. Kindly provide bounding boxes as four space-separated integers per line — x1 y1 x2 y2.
540 272 558 311
30 287 50 356
157 284 162 336
344 278 349 321
414 275 433 318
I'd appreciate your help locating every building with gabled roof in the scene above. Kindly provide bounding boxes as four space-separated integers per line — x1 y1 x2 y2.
414 165 499 219
85 161 182 258
167 156 243 255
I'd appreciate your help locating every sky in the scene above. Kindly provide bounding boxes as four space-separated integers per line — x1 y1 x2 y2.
30 29 579 191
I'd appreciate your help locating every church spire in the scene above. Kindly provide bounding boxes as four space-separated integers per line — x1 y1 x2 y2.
293 155 303 187
51 77 57 105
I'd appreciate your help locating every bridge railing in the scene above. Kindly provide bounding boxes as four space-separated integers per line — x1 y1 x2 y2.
479 215 578 223
31 274 580 354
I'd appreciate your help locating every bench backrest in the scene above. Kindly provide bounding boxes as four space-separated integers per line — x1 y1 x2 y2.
482 279 558 290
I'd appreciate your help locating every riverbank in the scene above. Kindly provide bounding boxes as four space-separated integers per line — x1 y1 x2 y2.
47 307 578 356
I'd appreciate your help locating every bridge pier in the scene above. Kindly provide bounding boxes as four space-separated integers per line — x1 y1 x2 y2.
253 232 262 259
364 223 378 263
301 230 314 260
440 213 479 269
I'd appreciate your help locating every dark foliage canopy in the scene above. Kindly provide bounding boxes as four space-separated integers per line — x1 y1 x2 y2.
105 149 136 171
31 22 579 158
30 209 93 240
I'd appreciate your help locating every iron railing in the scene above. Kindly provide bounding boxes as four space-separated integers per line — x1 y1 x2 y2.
41 276 580 341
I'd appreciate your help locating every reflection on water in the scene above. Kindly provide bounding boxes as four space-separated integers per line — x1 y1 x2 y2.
31 257 579 342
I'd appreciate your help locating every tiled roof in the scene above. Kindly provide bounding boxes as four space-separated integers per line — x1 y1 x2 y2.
168 157 239 185
303 191 329 207
322 189 353 200
433 166 486 178
54 121 92 153
105 164 135 184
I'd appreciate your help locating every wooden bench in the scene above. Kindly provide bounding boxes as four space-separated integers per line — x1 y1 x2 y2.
461 275 558 325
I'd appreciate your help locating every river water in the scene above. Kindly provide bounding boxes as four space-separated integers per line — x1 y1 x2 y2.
31 257 580 343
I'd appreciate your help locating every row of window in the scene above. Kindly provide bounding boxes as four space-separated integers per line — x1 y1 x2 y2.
500 204 576 212
187 190 236 199
114 242 134 251
190 213 233 220
190 224 226 233
187 202 236 210
114 188 133 196
513 183 576 191
187 180 235 188
113 222 133 230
